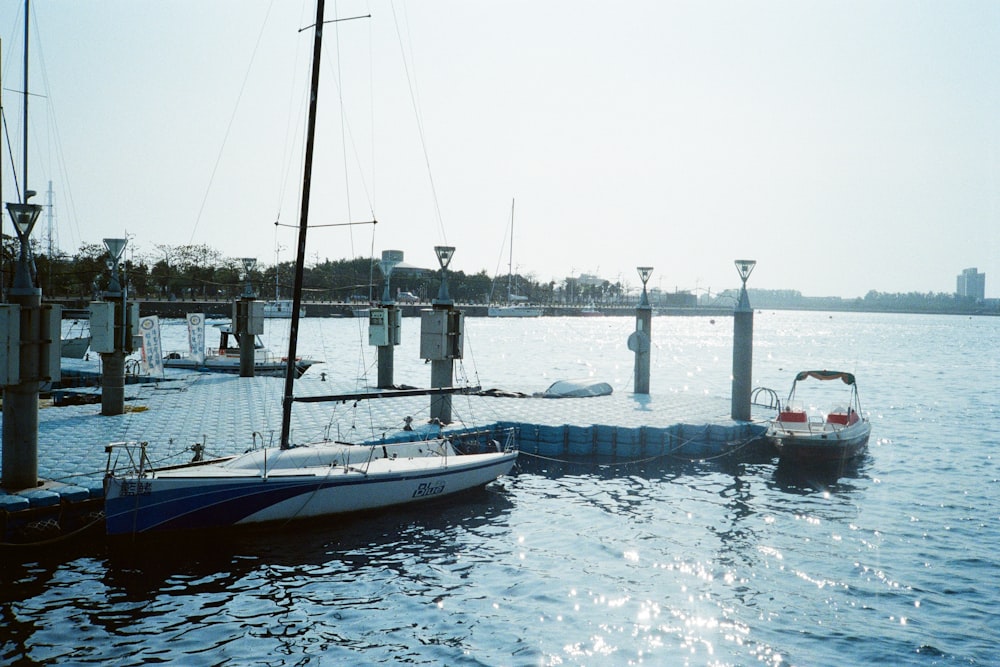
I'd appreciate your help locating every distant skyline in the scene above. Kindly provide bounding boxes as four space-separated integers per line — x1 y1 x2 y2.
1 1 997 298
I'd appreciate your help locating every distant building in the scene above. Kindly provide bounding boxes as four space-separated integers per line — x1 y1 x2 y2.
956 268 986 300
576 273 606 288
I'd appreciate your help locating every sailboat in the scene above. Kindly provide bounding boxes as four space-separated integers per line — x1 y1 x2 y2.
102 1 518 537
60 312 92 359
488 199 542 317
263 246 306 318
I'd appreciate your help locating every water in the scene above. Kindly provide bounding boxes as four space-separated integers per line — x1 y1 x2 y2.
5 311 999 665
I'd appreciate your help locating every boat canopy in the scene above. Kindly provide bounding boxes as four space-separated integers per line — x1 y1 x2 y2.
794 370 856 385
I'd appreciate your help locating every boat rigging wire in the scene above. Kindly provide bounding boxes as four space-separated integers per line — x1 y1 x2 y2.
389 0 449 245
188 0 278 245
274 218 376 229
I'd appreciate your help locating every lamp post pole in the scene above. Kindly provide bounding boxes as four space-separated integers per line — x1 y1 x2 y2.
426 246 459 424
237 258 258 377
100 238 129 416
376 250 402 388
731 259 756 421
2 198 44 490
630 266 654 395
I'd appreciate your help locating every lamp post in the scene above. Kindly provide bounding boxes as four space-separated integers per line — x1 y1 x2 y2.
374 250 403 388
8 198 41 292
241 257 257 298
100 237 129 416
731 259 756 421
629 266 654 394
433 245 456 305
2 195 44 490
421 246 463 423
237 257 259 377
379 251 401 305
734 259 755 312
637 266 653 308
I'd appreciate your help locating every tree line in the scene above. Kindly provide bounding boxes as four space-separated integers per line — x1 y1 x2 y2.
3 239 626 306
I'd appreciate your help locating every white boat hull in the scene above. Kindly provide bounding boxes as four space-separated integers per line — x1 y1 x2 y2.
767 420 871 464
105 438 516 535
162 355 314 378
263 300 306 318
61 335 91 359
487 305 543 317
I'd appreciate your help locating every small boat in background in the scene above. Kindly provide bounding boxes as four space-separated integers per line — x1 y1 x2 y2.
766 370 871 465
61 317 91 359
488 199 543 318
263 299 306 318
162 324 317 378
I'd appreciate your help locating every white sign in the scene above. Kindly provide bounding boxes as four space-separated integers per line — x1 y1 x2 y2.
187 313 206 364
139 315 164 378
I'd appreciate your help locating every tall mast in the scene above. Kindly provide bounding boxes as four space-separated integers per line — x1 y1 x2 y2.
507 198 514 302
274 243 280 301
280 0 326 450
1 36 4 302
22 0 30 202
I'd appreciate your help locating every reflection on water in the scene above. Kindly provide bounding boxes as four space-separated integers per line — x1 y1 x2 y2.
770 454 871 494
3 312 998 665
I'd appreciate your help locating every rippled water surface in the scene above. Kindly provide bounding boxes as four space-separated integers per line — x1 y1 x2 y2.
5 311 999 665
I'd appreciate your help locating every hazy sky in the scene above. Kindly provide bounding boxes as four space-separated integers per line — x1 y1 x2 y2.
2 0 997 298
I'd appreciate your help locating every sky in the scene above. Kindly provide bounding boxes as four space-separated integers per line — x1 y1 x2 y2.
1 0 998 299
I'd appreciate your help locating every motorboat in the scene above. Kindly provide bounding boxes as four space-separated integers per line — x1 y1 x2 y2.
766 370 871 465
162 324 317 378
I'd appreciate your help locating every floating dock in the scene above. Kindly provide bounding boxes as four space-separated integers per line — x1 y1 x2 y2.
1 369 769 544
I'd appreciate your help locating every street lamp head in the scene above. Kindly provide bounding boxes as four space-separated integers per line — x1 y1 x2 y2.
379 251 404 303
7 201 42 241
103 238 128 262
734 259 756 286
637 266 654 286
239 258 257 297
637 266 654 308
434 245 456 270
379 258 399 278
433 245 456 304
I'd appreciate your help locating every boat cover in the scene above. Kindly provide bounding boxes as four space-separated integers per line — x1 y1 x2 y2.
794 370 856 385
541 379 614 398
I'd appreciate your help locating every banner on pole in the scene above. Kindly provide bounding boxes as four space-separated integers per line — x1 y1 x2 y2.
139 315 164 378
187 312 206 364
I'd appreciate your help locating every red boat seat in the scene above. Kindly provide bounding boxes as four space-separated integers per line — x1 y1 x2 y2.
827 409 859 425
778 411 807 422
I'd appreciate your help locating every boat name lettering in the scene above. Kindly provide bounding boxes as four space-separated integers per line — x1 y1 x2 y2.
122 480 152 496
412 481 445 498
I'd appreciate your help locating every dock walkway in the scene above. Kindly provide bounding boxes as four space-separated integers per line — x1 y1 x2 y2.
1 369 770 539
